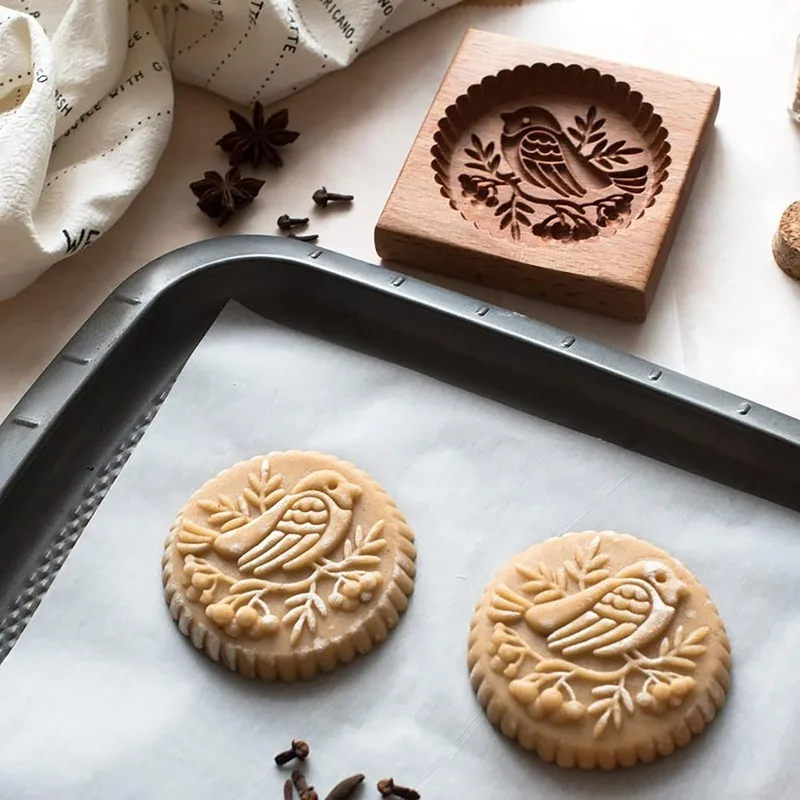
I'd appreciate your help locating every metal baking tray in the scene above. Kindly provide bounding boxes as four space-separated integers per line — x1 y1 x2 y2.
1 235 799 662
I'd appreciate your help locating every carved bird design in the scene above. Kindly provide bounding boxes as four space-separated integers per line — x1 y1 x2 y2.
500 106 648 199
523 560 687 658
212 470 362 576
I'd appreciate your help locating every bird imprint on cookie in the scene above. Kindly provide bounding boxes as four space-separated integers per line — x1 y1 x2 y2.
175 456 392 645
433 64 671 243
487 535 709 738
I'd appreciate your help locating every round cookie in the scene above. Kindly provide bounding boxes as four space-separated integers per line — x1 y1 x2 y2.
468 531 730 769
163 452 416 680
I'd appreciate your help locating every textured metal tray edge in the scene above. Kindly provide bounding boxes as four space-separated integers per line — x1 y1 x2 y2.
1 235 800 659
4 235 800 493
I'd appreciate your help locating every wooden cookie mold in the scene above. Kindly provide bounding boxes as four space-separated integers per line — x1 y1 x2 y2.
375 30 719 322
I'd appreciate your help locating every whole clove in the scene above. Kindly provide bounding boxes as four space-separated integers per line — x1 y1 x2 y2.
288 233 319 243
277 214 309 231
323 773 365 800
274 740 310 766
292 769 319 800
312 187 354 207
377 778 420 799
284 778 295 800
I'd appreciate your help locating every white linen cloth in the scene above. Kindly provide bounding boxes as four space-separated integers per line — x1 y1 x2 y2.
0 0 457 300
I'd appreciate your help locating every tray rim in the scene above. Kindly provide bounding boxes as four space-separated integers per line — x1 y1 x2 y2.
2 234 800 502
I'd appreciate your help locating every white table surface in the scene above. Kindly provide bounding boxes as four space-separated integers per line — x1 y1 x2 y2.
2 0 800 421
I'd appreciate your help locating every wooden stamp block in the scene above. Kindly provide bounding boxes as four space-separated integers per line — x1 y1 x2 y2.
375 30 719 322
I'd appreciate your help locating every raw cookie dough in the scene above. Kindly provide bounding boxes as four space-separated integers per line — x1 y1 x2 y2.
163 451 416 680
468 531 731 769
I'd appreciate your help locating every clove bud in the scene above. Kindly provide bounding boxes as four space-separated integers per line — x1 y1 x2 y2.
277 214 309 231
284 778 294 800
312 187 354 207
292 769 319 800
323 773 365 800
377 778 420 799
274 740 310 766
288 233 319 243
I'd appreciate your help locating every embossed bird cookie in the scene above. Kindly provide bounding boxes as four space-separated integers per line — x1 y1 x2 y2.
163 452 416 680
468 531 731 769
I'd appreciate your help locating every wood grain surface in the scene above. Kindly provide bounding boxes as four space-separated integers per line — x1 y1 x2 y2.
375 29 720 322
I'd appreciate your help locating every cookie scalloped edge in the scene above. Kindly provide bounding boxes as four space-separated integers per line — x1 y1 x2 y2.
162 451 417 681
467 530 732 769
431 63 672 236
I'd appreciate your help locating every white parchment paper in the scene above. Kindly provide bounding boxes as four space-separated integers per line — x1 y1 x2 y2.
0 301 799 799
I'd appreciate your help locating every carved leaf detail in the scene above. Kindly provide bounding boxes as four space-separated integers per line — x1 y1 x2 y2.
556 567 567 591
583 569 610 586
209 510 237 525
520 581 548 594
588 698 613 715
620 685 634 714
489 609 523 623
678 645 707 657
264 475 282 494
659 637 670 657
533 589 563 605
593 708 612 739
683 626 708 646
365 520 386 541
661 656 697 672
220 517 247 533
341 555 381 569
359 541 386 556
587 554 609 569
343 539 354 558
489 585 531 622
311 594 327 616
243 488 261 508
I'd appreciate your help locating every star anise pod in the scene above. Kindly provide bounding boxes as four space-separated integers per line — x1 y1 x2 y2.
216 103 300 168
189 167 265 226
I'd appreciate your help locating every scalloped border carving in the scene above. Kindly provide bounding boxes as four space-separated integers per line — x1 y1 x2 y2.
432 63 672 243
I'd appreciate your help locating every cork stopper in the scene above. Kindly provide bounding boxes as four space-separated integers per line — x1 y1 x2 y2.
772 201 800 280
